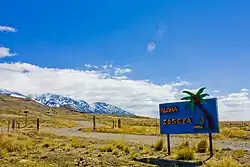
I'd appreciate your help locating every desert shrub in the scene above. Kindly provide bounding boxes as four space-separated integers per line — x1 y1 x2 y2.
0 149 8 158
221 127 249 139
112 141 131 154
175 148 195 160
232 149 246 158
100 144 113 152
124 146 130 154
196 140 208 153
0 133 34 152
62 144 72 151
113 142 125 150
177 141 190 150
70 137 86 148
154 138 164 151
112 148 119 155
42 138 56 148
129 152 138 160
205 156 242 167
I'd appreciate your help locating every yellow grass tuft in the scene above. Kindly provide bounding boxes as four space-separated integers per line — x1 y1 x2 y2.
100 144 113 152
70 137 86 148
205 156 242 167
177 141 190 150
221 127 249 139
0 133 34 152
175 147 195 160
153 138 165 151
196 139 208 153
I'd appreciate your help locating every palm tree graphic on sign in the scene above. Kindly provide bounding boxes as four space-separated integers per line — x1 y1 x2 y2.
181 87 214 130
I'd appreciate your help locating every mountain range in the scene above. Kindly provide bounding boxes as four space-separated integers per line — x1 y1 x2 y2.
0 89 135 116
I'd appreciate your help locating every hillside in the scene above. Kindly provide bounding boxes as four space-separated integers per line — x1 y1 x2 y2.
0 89 135 116
0 94 156 128
0 94 81 128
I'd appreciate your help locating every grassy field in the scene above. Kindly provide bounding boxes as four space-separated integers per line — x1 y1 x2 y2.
0 130 249 167
81 118 250 141
0 94 250 166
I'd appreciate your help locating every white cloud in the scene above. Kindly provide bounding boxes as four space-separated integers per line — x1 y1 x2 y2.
241 88 248 92
147 42 156 52
171 81 190 87
84 64 98 69
218 91 250 121
84 63 131 80
0 25 17 32
0 47 17 58
115 67 132 75
0 62 249 121
102 64 112 69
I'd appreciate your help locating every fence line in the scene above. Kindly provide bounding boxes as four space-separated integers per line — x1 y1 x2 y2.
0 117 40 132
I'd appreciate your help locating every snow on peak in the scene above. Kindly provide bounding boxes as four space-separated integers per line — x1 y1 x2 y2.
0 89 135 116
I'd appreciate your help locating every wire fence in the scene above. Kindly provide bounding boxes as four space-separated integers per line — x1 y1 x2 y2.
0 117 40 132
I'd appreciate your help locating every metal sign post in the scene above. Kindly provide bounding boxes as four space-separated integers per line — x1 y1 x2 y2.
159 87 219 163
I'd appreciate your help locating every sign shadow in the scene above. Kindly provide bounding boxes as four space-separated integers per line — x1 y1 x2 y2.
134 157 203 167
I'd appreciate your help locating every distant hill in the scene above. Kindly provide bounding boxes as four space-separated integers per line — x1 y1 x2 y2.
0 89 135 117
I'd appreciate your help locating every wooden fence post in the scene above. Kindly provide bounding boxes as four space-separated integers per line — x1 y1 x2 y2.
37 117 40 131
12 118 16 130
7 120 10 132
112 120 115 129
17 121 20 129
24 111 29 127
93 116 96 131
118 119 121 128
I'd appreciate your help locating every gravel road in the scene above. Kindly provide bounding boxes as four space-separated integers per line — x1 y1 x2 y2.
40 121 250 151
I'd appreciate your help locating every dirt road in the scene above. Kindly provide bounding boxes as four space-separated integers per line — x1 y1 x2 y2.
40 121 250 151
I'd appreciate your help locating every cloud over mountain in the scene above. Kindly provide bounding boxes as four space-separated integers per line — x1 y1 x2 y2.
0 62 249 121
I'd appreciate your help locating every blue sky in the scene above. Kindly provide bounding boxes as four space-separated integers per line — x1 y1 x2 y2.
0 0 250 120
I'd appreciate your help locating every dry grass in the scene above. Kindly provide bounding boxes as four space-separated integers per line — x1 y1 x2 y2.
0 130 171 167
0 130 249 166
0 133 34 152
0 95 250 166
153 138 165 151
204 156 243 167
196 139 208 153
175 147 195 160
220 127 250 140
173 141 195 160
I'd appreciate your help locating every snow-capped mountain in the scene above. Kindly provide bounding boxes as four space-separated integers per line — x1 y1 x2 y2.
0 89 135 116
0 89 28 99
34 93 95 113
91 102 134 116
35 93 135 116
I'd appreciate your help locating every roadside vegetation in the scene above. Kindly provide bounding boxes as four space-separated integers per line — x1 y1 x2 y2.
81 119 250 141
0 130 249 167
0 95 249 166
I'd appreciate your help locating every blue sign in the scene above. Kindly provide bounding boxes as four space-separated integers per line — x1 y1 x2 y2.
159 98 220 134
